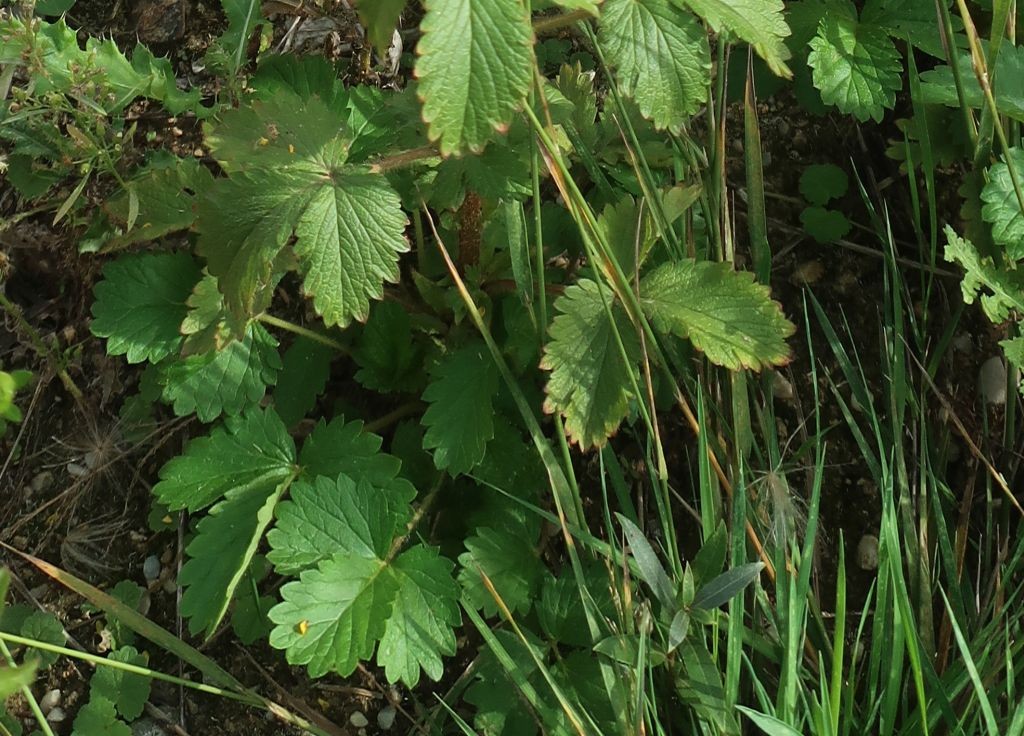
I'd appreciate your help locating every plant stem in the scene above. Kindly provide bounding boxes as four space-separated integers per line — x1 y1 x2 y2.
256 313 347 353
533 8 591 35
0 291 84 406
0 631 262 706
0 638 55 736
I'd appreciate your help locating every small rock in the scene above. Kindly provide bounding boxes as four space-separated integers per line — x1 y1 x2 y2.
143 555 161 582
30 471 54 493
979 356 1007 405
45 707 66 723
39 689 61 715
856 534 879 571
132 718 170 736
378 705 397 730
67 462 88 478
349 711 369 728
772 372 794 402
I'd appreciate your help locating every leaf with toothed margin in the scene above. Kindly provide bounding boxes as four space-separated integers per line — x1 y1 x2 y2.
541 279 642 450
198 90 408 327
597 0 711 130
640 260 795 370
415 0 533 155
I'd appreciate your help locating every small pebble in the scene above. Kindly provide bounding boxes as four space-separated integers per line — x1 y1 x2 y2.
772 372 794 402
349 711 369 728
45 707 66 723
67 462 87 477
857 535 880 571
132 719 170 736
30 471 54 493
39 689 61 715
378 705 397 730
979 356 1007 405
143 555 161 581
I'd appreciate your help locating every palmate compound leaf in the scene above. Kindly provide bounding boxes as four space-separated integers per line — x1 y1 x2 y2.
266 475 414 575
414 0 533 155
598 0 711 131
806 1 902 123
199 91 408 327
541 279 642 450
153 409 417 639
674 0 791 78
267 475 460 685
421 341 500 475
90 252 201 365
981 148 1024 260
640 260 795 370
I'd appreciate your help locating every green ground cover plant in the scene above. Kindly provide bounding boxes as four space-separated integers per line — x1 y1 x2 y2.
1 0 1024 734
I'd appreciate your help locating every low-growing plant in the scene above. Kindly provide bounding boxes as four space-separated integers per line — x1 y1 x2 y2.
3 0 1024 734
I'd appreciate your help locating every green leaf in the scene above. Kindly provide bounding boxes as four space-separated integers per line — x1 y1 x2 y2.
458 524 545 617
272 337 334 426
618 514 676 610
920 42 1024 121
541 279 641 449
269 554 398 678
72 697 132 736
863 0 960 58
799 163 848 205
982 148 1024 259
199 92 409 327
736 707 804 736
89 646 151 721
537 566 613 647
0 18 201 114
692 562 764 609
267 475 413 575
218 0 266 75
807 2 902 122
152 407 296 512
35 0 76 14
800 206 851 242
104 158 213 250
378 546 461 686
0 661 35 700
157 322 282 422
90 252 201 365
421 341 500 475
252 55 347 116
354 302 424 394
180 482 287 636
415 0 534 155
231 590 274 645
598 0 711 130
675 0 791 77
298 416 407 489
640 260 795 370
19 611 64 669
355 0 407 54
944 226 1024 323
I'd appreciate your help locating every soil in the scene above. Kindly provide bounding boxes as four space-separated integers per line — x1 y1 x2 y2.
0 3 1011 736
